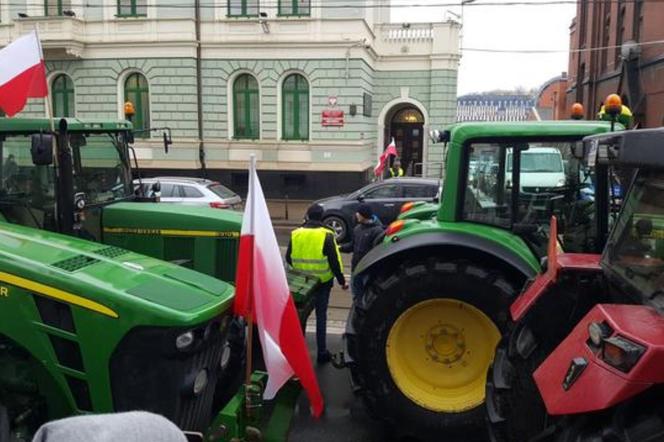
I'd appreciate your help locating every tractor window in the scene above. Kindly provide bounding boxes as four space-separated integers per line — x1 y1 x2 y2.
70 133 133 206
606 173 664 301
463 143 511 228
463 140 602 255
0 135 56 229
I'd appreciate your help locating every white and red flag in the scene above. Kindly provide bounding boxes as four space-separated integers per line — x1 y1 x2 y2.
373 137 398 177
234 156 324 417
0 31 48 117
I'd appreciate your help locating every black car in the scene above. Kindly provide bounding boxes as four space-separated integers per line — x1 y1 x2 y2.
312 177 440 242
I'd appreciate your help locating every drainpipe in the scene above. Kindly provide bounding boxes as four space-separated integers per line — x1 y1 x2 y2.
345 39 369 80
195 0 207 177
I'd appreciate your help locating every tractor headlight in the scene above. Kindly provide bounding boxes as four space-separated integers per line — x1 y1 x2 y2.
176 331 195 351
193 369 209 395
220 343 232 371
601 336 646 372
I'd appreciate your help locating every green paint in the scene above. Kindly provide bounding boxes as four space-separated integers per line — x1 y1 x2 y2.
282 74 309 141
233 74 260 139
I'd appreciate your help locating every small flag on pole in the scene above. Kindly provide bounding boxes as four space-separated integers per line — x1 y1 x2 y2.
0 31 48 117
234 155 324 417
374 137 398 177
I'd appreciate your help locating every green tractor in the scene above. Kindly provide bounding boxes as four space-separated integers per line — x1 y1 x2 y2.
344 121 624 439
0 118 314 440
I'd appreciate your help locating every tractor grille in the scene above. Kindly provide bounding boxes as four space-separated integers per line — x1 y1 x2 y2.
95 246 130 259
109 314 231 432
51 255 99 272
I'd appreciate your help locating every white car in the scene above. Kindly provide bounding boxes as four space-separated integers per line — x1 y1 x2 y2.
135 177 242 209
506 147 566 191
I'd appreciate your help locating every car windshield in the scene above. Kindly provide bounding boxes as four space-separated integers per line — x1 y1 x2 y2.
208 183 236 199
605 172 664 300
507 151 564 173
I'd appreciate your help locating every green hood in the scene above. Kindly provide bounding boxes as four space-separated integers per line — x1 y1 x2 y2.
0 221 234 325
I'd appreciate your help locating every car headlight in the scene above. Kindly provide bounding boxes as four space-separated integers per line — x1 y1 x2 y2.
176 331 195 351
557 178 566 187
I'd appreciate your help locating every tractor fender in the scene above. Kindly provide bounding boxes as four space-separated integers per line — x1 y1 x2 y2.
533 304 664 416
355 231 538 281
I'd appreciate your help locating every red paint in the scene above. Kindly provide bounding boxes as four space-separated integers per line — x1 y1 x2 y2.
534 304 664 415
510 217 602 321
321 109 344 127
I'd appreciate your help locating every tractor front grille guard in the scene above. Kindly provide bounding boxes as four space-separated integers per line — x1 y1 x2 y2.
109 314 231 432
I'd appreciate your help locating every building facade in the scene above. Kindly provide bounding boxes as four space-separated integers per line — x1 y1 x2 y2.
567 0 664 127
0 1 460 198
456 94 536 122
535 73 568 121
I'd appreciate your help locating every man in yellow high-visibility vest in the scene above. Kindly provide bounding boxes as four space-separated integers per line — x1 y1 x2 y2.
286 204 348 364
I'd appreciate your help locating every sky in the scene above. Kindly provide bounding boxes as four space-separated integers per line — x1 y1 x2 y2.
391 0 577 95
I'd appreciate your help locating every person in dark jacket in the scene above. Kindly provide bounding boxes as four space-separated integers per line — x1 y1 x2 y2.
340 203 384 300
286 204 348 364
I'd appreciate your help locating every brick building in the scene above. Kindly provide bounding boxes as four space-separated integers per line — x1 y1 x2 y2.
535 73 568 120
0 1 460 198
567 0 664 127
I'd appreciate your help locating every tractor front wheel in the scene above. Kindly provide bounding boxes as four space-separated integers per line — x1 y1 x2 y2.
349 259 517 439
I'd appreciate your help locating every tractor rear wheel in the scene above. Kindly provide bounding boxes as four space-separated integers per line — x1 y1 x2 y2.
348 259 518 439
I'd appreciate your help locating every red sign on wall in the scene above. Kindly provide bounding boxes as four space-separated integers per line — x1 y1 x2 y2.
321 109 345 127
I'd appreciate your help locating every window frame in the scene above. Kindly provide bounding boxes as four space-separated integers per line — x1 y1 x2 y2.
51 74 75 118
281 73 309 141
123 72 150 138
233 74 260 140
227 0 259 17
44 0 70 16
117 0 147 17
278 0 311 17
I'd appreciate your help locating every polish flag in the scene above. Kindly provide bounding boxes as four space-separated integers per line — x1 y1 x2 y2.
0 31 48 117
373 137 398 177
234 156 324 417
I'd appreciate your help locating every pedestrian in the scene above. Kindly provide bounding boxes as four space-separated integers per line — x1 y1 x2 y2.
286 203 348 364
340 203 384 301
389 159 404 178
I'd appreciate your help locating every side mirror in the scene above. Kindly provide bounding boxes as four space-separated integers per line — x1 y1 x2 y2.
163 131 172 154
357 194 365 202
30 133 53 165
151 181 161 195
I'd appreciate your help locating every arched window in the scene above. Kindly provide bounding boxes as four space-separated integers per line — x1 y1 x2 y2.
124 73 150 136
52 74 75 118
233 74 259 139
282 74 309 141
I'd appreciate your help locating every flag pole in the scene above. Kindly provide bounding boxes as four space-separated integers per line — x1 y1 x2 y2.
34 28 57 165
244 154 256 387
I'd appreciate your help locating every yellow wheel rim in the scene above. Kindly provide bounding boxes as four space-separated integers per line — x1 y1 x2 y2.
386 298 501 412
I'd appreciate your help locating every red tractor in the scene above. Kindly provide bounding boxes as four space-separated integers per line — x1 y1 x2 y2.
486 128 664 441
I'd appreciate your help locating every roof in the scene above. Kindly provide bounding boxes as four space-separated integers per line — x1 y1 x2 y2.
0 118 132 133
139 176 215 185
447 121 620 145
383 177 439 184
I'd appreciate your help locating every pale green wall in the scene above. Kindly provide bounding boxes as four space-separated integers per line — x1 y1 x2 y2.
15 56 457 171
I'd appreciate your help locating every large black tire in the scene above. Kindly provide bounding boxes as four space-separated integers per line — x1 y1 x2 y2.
485 321 554 441
346 258 519 440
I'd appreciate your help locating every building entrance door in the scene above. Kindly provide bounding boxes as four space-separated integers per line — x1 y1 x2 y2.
389 107 424 176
